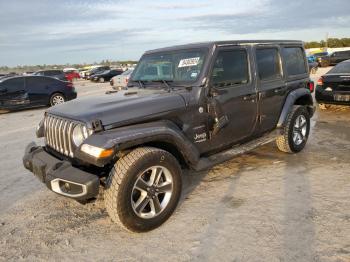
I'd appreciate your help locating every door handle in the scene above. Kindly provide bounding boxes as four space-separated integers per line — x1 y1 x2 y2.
274 87 284 93
243 94 257 101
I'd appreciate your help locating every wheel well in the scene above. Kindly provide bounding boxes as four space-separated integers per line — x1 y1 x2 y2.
294 94 313 115
125 141 188 169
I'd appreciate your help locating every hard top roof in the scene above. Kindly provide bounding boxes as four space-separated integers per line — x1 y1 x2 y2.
145 40 303 54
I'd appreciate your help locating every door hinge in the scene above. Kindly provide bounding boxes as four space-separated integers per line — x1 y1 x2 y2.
258 115 266 123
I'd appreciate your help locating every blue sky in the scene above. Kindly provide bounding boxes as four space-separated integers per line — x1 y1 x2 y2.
0 0 349 66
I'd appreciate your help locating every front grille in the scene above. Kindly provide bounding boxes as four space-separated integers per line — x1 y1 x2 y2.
44 114 76 157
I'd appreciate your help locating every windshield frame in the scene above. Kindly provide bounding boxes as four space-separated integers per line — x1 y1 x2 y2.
130 47 209 87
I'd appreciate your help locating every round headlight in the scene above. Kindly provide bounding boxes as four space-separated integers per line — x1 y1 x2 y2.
72 125 88 147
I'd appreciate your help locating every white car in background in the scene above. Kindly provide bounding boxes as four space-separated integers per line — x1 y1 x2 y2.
110 69 134 90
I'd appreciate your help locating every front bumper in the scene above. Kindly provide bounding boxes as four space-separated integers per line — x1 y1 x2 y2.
23 142 99 201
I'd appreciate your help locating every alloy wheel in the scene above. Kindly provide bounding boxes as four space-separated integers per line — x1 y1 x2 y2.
293 115 307 145
131 166 173 219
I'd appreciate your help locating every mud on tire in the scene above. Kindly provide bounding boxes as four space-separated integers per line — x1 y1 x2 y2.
276 105 310 153
104 147 182 232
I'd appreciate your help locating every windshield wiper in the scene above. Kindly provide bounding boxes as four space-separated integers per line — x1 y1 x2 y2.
151 79 174 92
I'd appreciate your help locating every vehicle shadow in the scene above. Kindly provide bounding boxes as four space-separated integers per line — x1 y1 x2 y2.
281 152 317 262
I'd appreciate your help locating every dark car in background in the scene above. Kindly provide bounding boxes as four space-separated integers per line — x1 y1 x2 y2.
33 70 67 81
85 66 110 80
316 59 350 109
0 76 77 112
91 69 123 82
318 50 350 67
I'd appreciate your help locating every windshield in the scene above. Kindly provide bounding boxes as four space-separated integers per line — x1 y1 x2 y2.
131 48 207 83
329 62 350 74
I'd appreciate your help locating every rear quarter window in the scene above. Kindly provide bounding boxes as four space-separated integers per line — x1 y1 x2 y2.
282 47 307 76
256 48 281 81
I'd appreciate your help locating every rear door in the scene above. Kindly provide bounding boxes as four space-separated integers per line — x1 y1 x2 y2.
25 76 54 105
254 46 286 133
0 77 28 108
205 46 258 150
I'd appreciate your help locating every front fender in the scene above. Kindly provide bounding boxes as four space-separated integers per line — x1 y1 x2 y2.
77 121 200 167
277 88 314 128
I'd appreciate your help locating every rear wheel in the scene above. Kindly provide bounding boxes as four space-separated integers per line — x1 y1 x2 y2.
50 93 65 106
276 106 310 153
104 147 182 232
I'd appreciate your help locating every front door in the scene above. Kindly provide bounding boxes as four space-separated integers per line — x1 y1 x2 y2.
0 77 28 109
205 46 258 151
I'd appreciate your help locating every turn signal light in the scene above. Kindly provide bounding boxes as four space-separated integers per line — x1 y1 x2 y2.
81 144 114 158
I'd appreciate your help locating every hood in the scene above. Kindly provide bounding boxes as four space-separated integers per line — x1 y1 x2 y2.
47 88 187 127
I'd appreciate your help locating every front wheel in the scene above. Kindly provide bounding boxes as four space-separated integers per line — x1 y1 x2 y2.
104 147 182 232
276 106 310 153
50 93 65 106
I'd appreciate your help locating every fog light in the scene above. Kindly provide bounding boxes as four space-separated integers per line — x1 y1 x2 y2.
81 144 114 158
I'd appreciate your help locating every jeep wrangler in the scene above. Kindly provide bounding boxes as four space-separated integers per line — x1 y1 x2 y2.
23 40 315 232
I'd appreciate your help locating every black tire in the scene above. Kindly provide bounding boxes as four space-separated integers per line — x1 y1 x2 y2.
49 93 65 106
276 106 310 153
104 147 182 232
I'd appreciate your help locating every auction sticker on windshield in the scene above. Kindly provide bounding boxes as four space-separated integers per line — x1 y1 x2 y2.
178 57 200 68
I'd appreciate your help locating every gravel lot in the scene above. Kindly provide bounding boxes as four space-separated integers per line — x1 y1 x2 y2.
0 69 349 262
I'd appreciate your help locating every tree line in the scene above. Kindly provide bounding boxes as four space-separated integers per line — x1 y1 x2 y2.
0 60 138 74
304 38 350 49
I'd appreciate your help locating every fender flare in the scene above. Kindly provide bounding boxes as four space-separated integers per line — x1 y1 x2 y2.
77 120 200 167
277 88 314 128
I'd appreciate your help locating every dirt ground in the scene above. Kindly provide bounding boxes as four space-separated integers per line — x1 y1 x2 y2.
0 69 349 262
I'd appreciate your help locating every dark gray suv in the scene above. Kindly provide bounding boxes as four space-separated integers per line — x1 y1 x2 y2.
23 40 315 232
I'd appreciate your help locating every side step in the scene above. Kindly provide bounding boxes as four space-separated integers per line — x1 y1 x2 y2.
193 130 281 171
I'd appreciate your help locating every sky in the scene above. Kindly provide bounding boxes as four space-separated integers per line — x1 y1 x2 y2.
0 0 350 67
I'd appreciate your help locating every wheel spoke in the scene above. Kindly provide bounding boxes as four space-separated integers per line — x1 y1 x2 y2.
135 178 149 192
150 197 162 214
149 167 163 186
298 130 304 140
157 182 172 193
134 194 149 213
293 132 298 143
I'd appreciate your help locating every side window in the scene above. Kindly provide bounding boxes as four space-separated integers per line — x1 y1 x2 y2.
211 49 249 88
256 48 281 80
282 47 307 76
3 78 24 91
26 77 55 90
